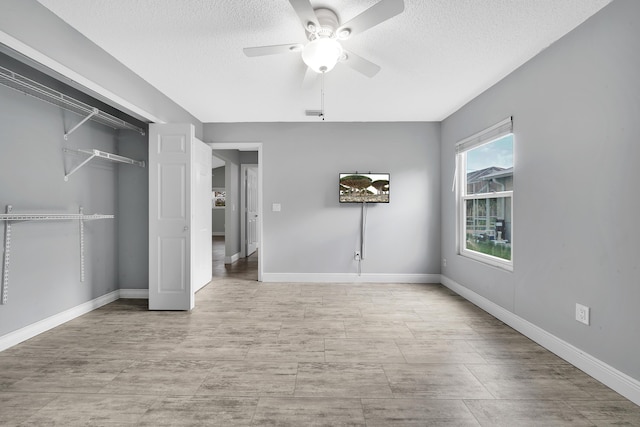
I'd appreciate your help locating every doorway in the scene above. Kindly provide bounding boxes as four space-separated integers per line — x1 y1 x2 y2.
208 142 263 282
211 155 226 277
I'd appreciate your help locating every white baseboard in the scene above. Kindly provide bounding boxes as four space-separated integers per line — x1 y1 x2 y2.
262 273 440 284
224 252 241 265
440 274 640 406
0 290 119 352
119 288 149 299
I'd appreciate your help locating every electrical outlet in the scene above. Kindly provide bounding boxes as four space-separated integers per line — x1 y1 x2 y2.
442 258 447 267
575 303 590 325
354 251 361 261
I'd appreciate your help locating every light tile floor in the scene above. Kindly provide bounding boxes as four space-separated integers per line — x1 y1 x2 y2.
1 242 640 425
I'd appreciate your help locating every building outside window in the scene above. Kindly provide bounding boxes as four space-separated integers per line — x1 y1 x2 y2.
456 118 513 270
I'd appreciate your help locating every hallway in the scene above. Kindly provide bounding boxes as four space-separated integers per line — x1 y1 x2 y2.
212 236 258 282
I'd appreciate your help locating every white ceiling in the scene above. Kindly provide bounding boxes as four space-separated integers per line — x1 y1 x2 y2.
37 0 612 123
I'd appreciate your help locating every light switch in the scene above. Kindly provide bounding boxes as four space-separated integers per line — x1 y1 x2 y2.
272 203 281 212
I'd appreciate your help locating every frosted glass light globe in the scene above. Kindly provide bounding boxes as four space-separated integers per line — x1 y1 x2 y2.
302 38 343 73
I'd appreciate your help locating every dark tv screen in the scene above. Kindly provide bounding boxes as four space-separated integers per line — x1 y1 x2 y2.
339 173 390 203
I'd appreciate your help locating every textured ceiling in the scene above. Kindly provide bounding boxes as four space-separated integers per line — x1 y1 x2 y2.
37 0 612 123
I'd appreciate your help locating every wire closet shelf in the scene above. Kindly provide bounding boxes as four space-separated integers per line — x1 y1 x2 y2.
0 64 145 136
0 205 115 305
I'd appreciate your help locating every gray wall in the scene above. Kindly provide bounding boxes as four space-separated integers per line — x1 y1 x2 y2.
0 82 120 336
441 0 640 380
240 151 259 165
211 166 225 235
205 122 441 276
212 166 225 188
117 130 149 290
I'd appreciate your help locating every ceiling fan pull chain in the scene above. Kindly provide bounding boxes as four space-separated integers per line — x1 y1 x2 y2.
320 72 325 120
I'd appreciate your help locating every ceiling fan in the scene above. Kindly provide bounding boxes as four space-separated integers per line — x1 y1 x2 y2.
243 0 405 78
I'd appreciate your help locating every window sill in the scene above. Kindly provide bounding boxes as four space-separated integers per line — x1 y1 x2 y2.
460 249 513 272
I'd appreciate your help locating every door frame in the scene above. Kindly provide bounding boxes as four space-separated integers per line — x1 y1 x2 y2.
208 142 263 282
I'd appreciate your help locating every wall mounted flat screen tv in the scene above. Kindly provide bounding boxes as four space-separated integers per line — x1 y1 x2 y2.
339 173 390 203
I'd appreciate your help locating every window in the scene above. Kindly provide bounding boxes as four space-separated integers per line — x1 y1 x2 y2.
456 118 513 270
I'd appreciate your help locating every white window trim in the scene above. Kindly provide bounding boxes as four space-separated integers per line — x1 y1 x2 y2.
455 117 514 271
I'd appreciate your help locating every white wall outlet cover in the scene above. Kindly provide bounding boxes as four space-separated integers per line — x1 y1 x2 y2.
575 303 590 325
272 203 281 212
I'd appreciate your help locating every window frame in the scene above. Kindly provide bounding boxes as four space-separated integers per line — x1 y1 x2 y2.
455 120 514 271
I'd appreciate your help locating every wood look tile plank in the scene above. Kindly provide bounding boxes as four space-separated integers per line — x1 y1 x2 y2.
395 339 487 364
138 395 259 426
324 339 405 363
198 361 298 396
465 363 595 400
98 359 214 396
463 399 594 426
245 339 325 362
252 397 365 426
0 392 60 425
362 398 480 426
23 394 158 426
383 363 494 399
294 362 393 398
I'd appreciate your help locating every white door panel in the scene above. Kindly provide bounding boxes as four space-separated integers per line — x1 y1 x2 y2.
159 237 186 292
149 123 193 310
246 166 259 256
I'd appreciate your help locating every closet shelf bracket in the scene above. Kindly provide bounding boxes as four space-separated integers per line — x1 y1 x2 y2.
64 108 99 140
0 205 115 305
63 148 145 181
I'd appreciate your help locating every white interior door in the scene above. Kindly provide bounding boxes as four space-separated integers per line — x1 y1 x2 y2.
149 123 193 310
246 165 259 256
192 139 212 292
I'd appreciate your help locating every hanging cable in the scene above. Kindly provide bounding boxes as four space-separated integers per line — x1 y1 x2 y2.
361 202 367 260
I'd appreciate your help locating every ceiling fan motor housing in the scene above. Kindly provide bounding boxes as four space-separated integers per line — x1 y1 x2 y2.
307 8 340 40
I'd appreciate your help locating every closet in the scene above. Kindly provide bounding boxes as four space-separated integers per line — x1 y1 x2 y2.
0 52 147 340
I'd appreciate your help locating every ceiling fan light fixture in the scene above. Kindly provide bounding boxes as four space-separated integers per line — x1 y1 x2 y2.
302 37 343 73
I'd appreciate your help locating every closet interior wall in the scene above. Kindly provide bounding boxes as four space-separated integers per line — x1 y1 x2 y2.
0 60 148 338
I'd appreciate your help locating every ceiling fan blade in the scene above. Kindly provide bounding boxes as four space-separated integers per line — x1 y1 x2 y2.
341 50 381 78
337 0 404 37
288 0 320 33
243 43 303 57
302 66 319 89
